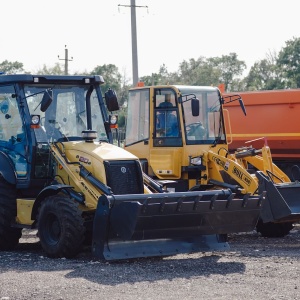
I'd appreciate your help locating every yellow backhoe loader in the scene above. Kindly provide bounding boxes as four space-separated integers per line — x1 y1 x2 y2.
0 74 263 261
124 84 300 237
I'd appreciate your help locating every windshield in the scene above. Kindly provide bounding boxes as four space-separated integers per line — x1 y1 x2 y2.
125 88 149 146
26 84 107 141
179 86 226 145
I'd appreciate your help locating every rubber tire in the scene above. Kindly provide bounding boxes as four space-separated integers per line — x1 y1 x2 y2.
0 179 22 250
37 195 85 258
256 219 294 237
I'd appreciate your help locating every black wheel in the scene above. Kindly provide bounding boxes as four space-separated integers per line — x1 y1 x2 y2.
217 233 228 243
256 219 294 237
37 195 85 258
0 179 22 250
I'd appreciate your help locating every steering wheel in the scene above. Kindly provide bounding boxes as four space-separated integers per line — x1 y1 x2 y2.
186 122 206 138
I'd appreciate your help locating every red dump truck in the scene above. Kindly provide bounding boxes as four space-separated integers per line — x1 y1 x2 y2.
224 89 300 180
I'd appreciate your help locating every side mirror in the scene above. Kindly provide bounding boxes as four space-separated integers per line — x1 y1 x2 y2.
191 98 200 116
105 88 119 112
222 94 247 116
239 98 247 116
40 90 53 112
105 89 119 112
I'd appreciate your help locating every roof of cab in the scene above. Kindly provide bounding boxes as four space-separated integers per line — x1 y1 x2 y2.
0 74 105 85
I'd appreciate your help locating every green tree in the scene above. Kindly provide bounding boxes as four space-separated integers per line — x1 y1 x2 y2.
90 64 121 96
0 60 25 74
140 64 172 86
90 64 132 108
209 53 246 91
244 50 287 91
35 63 64 75
277 37 300 88
175 57 221 86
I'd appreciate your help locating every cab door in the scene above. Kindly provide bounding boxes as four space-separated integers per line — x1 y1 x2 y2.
150 88 183 180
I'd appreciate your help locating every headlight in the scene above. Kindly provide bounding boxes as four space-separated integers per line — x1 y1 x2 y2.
109 115 118 125
190 156 202 165
31 115 40 125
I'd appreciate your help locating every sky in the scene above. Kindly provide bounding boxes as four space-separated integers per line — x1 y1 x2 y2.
1 0 300 83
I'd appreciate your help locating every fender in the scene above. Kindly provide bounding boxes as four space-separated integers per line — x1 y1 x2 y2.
0 151 16 185
31 184 79 219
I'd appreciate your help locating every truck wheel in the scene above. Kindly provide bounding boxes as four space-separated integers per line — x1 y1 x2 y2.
256 219 293 237
0 179 22 250
37 195 85 258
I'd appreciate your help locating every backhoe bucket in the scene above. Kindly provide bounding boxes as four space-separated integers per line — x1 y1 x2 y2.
257 171 300 223
92 189 264 260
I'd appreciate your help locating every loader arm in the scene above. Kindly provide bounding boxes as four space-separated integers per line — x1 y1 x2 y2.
206 150 259 195
233 146 291 184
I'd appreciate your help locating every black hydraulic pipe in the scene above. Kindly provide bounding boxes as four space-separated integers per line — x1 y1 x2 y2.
209 179 241 192
86 85 93 130
79 165 112 195
143 173 166 193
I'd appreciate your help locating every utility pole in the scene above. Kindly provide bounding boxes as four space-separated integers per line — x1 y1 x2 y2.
118 1 148 86
130 0 138 86
58 45 73 75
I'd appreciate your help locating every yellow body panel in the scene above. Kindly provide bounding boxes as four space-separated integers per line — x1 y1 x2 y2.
51 140 141 209
150 148 182 179
16 199 34 225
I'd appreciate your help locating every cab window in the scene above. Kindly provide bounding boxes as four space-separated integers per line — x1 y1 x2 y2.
125 89 149 146
0 85 27 177
153 89 182 146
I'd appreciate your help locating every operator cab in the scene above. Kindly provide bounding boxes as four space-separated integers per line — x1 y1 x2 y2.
0 75 118 194
125 85 227 148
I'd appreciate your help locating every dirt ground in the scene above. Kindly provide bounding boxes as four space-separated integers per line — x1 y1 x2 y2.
1 225 300 300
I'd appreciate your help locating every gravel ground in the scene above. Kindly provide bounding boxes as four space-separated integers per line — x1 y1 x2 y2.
1 225 300 300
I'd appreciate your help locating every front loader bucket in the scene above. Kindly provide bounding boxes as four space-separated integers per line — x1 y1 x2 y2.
257 171 300 223
92 189 264 261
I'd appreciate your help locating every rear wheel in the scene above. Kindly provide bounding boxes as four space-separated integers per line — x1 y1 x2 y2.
37 195 85 258
256 219 294 237
0 179 22 250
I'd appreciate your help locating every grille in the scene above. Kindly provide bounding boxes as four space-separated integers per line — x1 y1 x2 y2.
104 160 144 195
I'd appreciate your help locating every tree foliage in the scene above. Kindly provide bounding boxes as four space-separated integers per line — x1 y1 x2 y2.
176 57 222 86
91 64 121 92
208 53 246 91
244 50 286 91
90 64 130 107
277 37 300 88
35 63 65 75
0 60 24 74
140 64 172 86
141 54 246 91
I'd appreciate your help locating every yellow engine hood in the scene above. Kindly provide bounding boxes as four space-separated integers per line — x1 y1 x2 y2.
60 140 139 162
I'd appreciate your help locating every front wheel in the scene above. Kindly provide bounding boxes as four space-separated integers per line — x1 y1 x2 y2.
0 179 22 250
37 195 85 258
256 219 293 237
